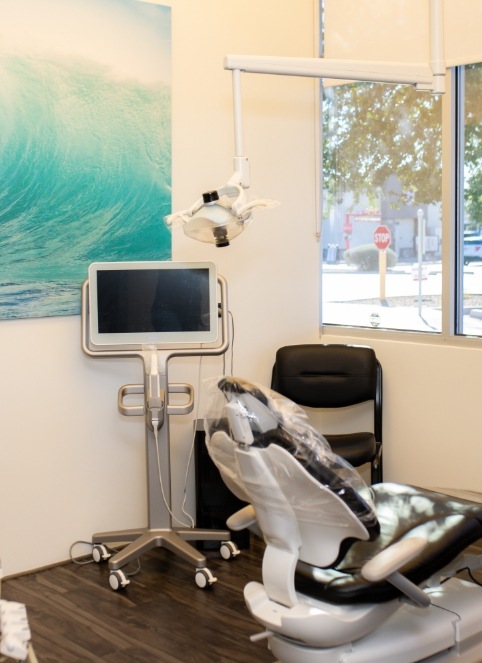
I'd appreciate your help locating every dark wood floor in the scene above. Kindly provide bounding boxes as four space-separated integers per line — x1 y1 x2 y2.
7 536 482 663
1 537 274 662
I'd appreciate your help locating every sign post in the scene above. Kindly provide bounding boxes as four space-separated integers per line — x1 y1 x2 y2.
373 225 391 301
416 209 425 316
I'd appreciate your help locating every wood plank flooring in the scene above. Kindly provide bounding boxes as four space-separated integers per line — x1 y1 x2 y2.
1 538 274 662
5 535 482 663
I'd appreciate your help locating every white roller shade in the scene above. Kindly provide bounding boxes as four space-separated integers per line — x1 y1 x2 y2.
324 0 482 68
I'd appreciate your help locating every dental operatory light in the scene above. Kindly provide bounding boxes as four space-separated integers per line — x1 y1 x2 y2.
164 66 280 248
166 0 446 247
164 162 279 248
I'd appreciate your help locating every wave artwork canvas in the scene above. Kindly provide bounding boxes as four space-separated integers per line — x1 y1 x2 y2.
0 0 172 319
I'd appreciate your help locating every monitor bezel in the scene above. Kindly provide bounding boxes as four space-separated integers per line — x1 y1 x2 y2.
88 260 219 348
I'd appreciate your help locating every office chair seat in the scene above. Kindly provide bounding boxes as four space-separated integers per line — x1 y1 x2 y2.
324 431 376 467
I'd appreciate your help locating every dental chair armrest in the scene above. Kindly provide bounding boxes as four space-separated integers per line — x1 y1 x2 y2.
362 537 431 608
362 537 426 581
227 505 257 530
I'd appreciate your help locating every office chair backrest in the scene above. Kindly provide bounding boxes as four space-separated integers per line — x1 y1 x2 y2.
271 344 379 409
271 344 383 483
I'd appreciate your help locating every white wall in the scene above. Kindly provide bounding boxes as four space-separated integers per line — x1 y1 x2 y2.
336 334 482 493
2 0 482 579
0 0 319 576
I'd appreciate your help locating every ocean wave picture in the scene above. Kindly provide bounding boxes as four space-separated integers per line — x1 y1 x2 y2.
0 0 171 319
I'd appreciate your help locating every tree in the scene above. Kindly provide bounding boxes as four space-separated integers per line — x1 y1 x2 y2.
323 63 482 230
464 64 482 230
323 82 442 208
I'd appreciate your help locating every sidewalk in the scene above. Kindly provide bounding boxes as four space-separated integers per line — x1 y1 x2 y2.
323 301 482 334
322 260 482 334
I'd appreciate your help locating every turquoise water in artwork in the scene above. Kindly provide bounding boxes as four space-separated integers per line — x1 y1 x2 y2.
0 0 172 319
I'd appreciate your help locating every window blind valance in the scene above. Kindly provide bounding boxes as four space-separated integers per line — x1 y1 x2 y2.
324 0 482 70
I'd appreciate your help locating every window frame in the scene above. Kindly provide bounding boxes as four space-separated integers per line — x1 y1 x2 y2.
320 67 482 348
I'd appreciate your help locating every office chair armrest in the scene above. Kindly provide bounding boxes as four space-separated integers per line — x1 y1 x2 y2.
362 537 431 607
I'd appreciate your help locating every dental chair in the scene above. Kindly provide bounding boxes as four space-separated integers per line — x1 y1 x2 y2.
203 376 482 663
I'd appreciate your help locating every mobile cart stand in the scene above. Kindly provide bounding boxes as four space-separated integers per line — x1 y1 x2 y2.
81 276 238 591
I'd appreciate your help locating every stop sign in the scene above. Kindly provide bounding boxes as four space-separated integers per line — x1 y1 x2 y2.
373 225 391 250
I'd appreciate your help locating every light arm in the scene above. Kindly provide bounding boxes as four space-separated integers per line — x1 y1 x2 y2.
166 0 446 246
224 0 446 93
225 55 439 92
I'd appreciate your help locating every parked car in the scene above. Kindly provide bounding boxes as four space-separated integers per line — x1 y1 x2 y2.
464 236 482 264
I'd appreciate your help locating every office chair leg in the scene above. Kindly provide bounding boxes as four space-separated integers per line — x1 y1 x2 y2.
371 457 383 484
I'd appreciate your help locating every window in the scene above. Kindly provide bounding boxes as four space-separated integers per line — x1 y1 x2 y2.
321 66 482 338
456 63 482 336
322 82 442 332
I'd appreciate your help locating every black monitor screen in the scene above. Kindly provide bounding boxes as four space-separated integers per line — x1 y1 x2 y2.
97 268 210 334
88 261 218 347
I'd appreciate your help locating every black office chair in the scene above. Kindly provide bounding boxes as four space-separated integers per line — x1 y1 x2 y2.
271 344 383 484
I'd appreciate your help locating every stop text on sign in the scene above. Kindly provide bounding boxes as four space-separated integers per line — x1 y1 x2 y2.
373 225 391 250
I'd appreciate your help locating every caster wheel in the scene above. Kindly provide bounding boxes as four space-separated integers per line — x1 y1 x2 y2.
195 568 217 589
92 544 111 564
109 569 130 591
220 541 240 561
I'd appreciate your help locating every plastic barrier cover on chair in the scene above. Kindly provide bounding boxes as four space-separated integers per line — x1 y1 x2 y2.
203 376 379 537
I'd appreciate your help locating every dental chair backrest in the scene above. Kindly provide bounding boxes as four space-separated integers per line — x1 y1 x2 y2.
204 376 380 603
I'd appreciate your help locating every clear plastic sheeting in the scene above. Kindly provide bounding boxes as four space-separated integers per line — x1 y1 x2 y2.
203 376 379 538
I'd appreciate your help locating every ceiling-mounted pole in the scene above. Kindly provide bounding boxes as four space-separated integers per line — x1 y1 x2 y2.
231 68 250 188
232 68 244 158
430 0 446 93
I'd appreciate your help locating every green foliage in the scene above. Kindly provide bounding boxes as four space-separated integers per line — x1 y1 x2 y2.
323 64 482 231
344 244 397 272
323 83 442 208
465 64 482 230
465 169 482 229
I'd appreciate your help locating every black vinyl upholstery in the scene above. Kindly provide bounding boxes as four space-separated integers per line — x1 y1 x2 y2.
271 344 383 483
295 483 482 604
